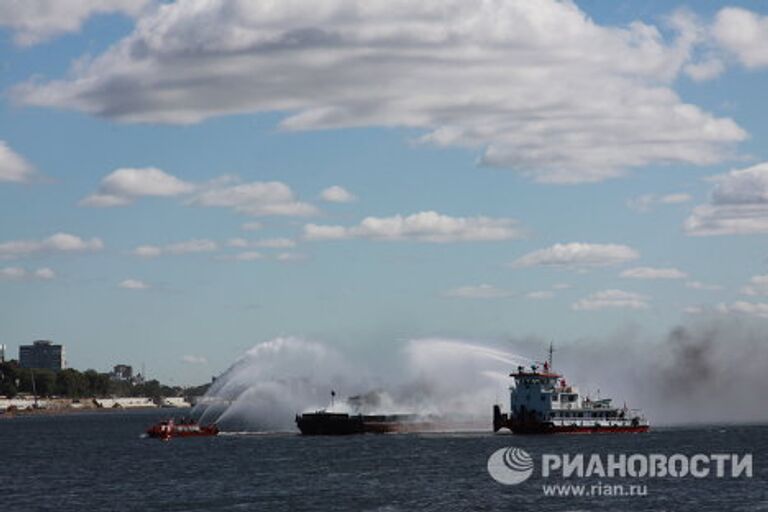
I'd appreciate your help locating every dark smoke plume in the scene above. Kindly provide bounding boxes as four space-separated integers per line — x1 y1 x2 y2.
525 319 768 425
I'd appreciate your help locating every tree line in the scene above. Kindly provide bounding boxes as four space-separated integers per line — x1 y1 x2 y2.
0 361 206 399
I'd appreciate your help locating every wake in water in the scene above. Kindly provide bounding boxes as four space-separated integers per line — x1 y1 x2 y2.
192 336 531 432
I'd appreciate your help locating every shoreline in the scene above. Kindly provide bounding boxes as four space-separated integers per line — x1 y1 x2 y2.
1 404 189 419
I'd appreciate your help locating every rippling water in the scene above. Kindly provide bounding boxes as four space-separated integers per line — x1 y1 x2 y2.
1 410 765 511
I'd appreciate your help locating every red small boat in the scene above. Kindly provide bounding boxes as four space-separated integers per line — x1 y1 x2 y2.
146 418 219 440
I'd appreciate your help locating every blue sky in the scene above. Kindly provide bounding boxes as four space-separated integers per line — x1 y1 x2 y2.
1 1 768 384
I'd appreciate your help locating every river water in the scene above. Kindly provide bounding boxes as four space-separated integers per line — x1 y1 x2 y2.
1 409 765 511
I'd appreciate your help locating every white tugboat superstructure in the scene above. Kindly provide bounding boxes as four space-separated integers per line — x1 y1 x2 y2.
493 344 649 434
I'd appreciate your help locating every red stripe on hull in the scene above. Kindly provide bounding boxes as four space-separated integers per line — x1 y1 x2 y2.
508 425 649 435
546 425 648 434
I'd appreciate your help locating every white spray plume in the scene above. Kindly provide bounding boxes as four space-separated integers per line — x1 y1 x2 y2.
394 338 530 416
195 336 530 431
195 337 368 431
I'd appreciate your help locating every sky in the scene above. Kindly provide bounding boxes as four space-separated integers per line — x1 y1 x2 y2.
1 0 768 385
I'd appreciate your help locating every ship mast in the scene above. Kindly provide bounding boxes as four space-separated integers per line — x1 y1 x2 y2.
548 342 554 371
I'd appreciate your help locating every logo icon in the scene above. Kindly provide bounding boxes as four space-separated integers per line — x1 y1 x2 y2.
487 447 534 485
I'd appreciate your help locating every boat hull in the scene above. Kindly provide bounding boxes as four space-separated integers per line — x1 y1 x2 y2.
296 413 367 435
295 412 478 435
493 405 648 435
507 424 649 435
146 423 219 440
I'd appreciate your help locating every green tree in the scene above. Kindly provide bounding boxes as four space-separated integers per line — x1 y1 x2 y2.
17 368 35 394
33 369 57 396
133 379 163 399
0 362 19 397
83 369 111 396
56 369 88 397
108 378 131 397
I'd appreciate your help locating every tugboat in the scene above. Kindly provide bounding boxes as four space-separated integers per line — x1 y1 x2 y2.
493 344 649 434
146 418 219 440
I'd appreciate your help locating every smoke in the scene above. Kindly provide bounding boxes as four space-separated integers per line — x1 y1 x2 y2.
643 321 767 424
196 320 768 431
523 319 768 425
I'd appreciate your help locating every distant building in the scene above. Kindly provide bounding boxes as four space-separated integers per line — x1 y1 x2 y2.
19 340 66 371
0 344 6 363
111 364 133 381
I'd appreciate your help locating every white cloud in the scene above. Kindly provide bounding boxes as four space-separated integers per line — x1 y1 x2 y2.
119 278 150 290
303 225 348 241
275 252 307 262
686 280 722 291
444 284 513 299
190 181 318 217
684 58 725 82
80 194 133 207
132 239 218 258
712 8 768 69
684 204 768 236
620 267 687 280
132 246 162 258
254 238 296 249
304 211 522 243
35 267 56 279
572 289 650 311
684 162 768 236
511 243 639 269
0 266 56 281
552 283 571 290
627 192 692 212
228 237 296 249
716 301 768 319
80 167 195 207
0 0 151 46
227 238 249 248
253 238 296 249
181 354 208 365
660 193 693 204
709 162 768 204
526 291 555 300
741 275 768 296
80 169 317 217
320 185 357 203
0 141 37 183
13 0 746 183
0 233 103 260
683 305 705 315
241 222 263 232
0 267 27 280
223 251 264 261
